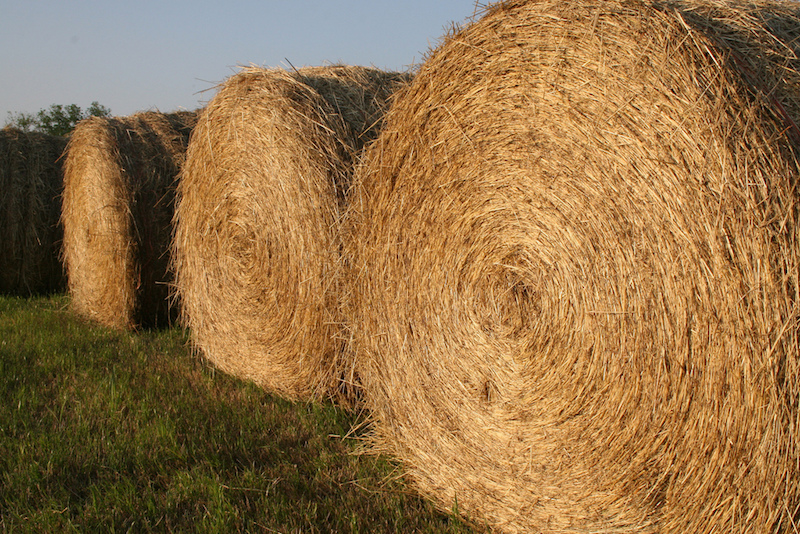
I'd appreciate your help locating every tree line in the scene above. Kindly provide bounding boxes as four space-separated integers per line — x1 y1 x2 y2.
4 102 111 137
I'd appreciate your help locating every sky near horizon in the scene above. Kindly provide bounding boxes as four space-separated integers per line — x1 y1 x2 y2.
1 1 483 122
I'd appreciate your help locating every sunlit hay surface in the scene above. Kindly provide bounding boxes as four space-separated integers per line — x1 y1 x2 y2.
344 0 800 532
0 128 67 295
173 65 411 402
62 111 197 330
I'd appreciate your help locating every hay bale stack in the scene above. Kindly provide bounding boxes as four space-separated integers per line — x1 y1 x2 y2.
0 128 67 295
62 110 197 329
344 0 800 532
173 65 410 401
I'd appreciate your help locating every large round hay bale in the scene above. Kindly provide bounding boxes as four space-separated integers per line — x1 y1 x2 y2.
0 128 67 295
173 65 410 402
62 110 197 329
344 0 800 532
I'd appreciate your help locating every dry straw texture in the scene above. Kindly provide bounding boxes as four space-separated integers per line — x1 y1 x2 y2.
173 65 410 401
0 128 67 295
62 111 197 329
344 0 800 532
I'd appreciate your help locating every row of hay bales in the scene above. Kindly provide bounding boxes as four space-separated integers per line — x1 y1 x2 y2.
44 0 800 531
0 110 197 316
58 65 409 342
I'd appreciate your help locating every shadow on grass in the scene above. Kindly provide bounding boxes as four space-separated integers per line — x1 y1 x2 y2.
0 294 482 533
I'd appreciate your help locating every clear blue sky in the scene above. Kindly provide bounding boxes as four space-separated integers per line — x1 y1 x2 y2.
1 1 483 121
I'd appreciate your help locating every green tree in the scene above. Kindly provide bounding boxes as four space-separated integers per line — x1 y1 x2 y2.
34 103 84 137
4 101 111 136
85 101 111 119
4 111 37 131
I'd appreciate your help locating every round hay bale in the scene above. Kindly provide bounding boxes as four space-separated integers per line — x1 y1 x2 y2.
344 0 800 532
173 65 411 402
62 110 198 329
0 128 67 295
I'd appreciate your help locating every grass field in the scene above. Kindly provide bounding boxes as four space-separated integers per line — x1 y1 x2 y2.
0 294 481 533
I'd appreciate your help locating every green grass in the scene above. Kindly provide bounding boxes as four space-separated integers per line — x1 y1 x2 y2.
0 294 480 533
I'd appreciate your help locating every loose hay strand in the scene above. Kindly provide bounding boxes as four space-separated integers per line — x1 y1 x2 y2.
173 65 410 402
344 1 800 532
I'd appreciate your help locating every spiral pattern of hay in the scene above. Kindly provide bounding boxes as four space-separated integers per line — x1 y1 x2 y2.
173 65 410 401
62 111 197 329
0 128 67 295
344 0 800 531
